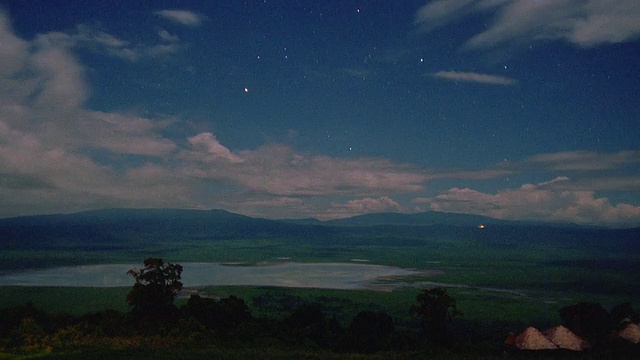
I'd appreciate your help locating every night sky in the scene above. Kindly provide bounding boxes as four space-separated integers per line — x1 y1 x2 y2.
1 0 639 226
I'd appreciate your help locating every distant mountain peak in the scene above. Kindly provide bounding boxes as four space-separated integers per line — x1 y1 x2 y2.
324 211 501 227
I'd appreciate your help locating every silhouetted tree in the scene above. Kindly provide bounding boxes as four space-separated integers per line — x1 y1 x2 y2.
126 258 183 327
410 288 461 345
560 302 611 346
611 302 639 329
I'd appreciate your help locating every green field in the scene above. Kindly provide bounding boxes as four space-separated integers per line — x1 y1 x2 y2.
2 226 637 322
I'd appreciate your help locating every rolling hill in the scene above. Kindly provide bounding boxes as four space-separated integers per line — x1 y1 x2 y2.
1 208 638 252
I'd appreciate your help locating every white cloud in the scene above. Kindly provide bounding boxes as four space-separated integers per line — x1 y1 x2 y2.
417 177 640 227
155 10 204 27
75 25 182 60
526 150 640 171
431 150 640 194
0 12 187 216
0 10 637 226
158 29 179 42
0 10 431 219
415 0 640 48
432 71 517 85
0 12 29 77
414 0 478 30
180 142 429 196
32 24 180 62
187 132 243 163
30 47 88 110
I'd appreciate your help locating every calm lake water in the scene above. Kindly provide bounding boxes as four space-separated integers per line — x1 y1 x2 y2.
0 262 425 289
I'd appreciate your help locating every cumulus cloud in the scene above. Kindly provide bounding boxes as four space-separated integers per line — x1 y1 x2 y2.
0 10 637 225
415 0 640 48
0 12 186 216
187 132 243 163
417 177 640 227
0 13 29 77
432 71 517 85
155 10 204 27
180 142 429 196
0 10 430 219
30 46 87 110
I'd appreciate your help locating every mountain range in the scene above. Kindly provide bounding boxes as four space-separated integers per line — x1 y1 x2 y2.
1 208 638 251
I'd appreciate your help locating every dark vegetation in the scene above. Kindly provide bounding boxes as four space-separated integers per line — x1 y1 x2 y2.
1 258 639 359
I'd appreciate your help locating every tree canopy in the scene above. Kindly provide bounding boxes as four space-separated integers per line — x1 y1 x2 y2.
126 258 183 317
410 287 462 344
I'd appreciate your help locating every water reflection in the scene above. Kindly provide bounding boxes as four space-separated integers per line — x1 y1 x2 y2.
0 262 425 289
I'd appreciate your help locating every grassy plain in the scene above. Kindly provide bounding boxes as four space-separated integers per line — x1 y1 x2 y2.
2 225 638 319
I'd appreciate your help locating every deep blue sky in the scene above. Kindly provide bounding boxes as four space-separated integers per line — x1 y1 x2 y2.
1 0 639 226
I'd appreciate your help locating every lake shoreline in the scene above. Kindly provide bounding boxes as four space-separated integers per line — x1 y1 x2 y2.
0 261 438 290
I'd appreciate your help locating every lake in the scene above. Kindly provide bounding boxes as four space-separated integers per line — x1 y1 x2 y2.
0 262 427 290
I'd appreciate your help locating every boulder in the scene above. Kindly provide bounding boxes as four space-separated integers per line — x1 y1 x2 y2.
543 325 590 351
515 327 558 350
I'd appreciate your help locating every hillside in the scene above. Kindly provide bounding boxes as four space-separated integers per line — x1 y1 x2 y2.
0 208 335 250
323 211 502 227
1 208 639 251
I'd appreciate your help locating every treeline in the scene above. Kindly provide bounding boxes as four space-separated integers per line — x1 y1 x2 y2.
0 291 456 356
0 258 462 357
1 258 639 358
3 294 640 358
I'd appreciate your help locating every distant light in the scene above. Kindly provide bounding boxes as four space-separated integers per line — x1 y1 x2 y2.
478 224 485 229
244 87 249 93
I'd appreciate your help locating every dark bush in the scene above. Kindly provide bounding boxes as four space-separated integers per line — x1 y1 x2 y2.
560 302 611 346
346 310 395 353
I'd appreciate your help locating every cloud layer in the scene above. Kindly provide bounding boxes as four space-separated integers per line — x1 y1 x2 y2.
417 177 640 227
155 10 205 27
415 0 640 48
0 10 429 219
0 9 639 226
432 71 517 85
